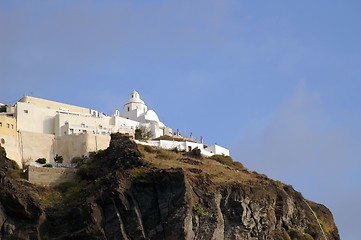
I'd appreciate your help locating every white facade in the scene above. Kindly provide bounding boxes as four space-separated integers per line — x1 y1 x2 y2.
15 91 171 139
205 144 230 156
0 91 175 166
121 90 170 138
0 90 230 167
135 139 229 157
123 91 148 119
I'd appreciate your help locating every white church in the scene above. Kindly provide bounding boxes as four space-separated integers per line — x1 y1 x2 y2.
0 90 229 167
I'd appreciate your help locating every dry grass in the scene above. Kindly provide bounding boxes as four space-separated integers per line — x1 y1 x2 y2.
137 144 257 184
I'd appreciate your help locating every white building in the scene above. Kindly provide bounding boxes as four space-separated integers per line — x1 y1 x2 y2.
15 91 171 139
0 90 229 167
121 91 173 138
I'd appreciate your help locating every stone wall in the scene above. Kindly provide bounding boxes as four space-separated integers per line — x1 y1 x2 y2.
55 134 110 163
0 131 111 168
26 166 77 186
20 131 56 165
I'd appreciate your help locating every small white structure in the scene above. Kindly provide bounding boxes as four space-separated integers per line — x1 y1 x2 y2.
135 139 230 157
205 145 230 156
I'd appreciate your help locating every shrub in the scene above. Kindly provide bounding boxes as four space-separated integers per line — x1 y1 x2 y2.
54 181 87 203
270 228 291 240
35 158 46 164
54 154 63 164
5 169 21 179
131 169 150 182
93 150 104 160
135 126 152 140
71 156 87 167
0 105 6 113
143 145 158 153
209 154 245 170
155 151 173 160
209 154 234 165
185 147 202 159
193 205 205 216
43 164 53 168
171 147 179 153
288 228 314 240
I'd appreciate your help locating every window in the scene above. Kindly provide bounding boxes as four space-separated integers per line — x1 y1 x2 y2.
24 110 28 113
70 129 74 134
6 123 10 128
11 124 13 129
0 122 2 127
128 107 130 111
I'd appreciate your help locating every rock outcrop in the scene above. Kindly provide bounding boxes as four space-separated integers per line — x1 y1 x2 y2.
0 135 340 239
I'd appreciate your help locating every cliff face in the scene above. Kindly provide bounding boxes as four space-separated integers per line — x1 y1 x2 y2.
0 135 340 240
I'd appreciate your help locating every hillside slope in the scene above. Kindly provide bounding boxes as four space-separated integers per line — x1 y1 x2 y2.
0 134 339 240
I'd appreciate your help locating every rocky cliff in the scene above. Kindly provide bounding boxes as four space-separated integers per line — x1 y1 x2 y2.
0 134 340 240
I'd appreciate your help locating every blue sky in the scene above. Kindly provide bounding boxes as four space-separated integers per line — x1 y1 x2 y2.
1 1 360 239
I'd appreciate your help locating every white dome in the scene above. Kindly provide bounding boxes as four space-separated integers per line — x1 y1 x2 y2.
126 90 144 104
144 110 160 122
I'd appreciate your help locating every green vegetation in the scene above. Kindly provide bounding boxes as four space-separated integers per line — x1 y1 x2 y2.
153 135 186 142
135 126 152 140
270 228 291 240
271 179 284 188
71 156 87 167
5 168 22 179
138 144 179 161
185 148 202 159
304 233 315 240
141 145 159 154
36 158 46 164
288 228 314 240
204 192 213 197
0 105 6 113
155 151 173 160
43 164 53 168
193 205 205 216
131 169 150 182
209 154 245 170
54 180 88 204
140 145 159 153
76 150 112 181
54 154 63 164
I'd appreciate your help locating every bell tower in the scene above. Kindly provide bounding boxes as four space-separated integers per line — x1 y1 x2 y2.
123 90 147 120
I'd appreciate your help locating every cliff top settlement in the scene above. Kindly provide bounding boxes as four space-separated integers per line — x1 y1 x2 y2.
0 91 229 167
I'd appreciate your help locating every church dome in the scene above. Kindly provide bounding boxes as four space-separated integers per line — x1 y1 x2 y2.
144 110 160 122
126 90 144 104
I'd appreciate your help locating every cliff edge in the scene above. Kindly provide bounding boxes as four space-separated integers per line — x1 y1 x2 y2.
0 134 340 239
